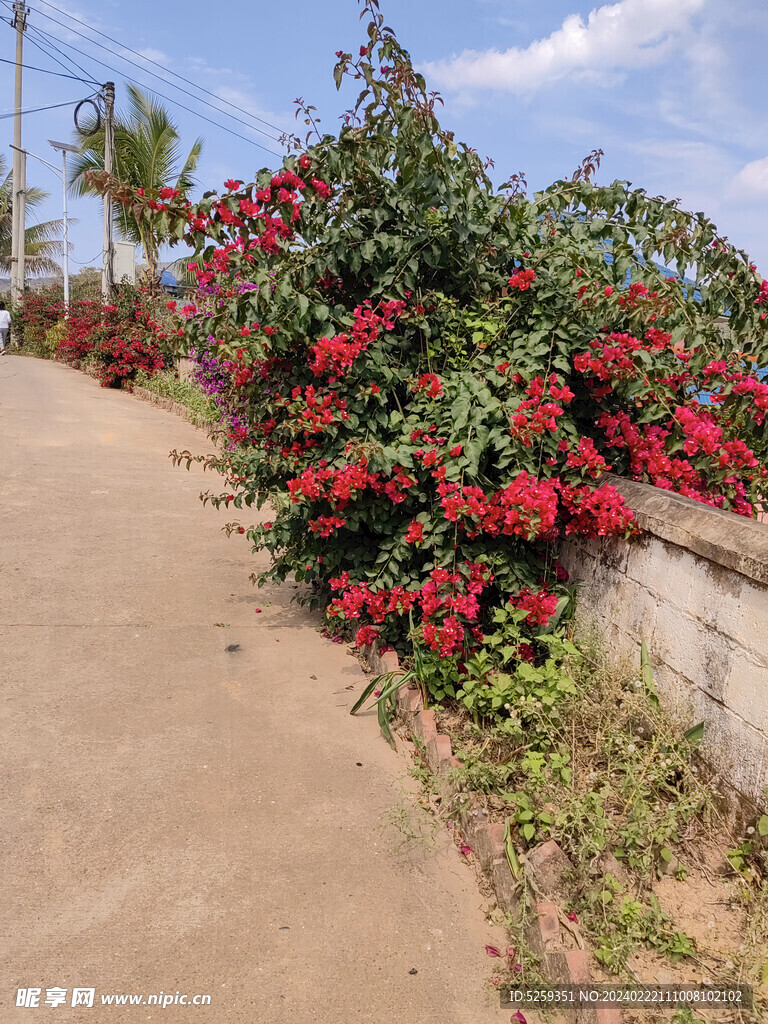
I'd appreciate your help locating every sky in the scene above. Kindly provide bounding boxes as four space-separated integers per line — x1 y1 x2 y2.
1 0 767 277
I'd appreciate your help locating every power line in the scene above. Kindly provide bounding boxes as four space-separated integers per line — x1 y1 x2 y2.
31 4 285 146
26 23 105 85
68 251 103 266
0 94 98 119
19 24 283 157
0 1 101 87
0 52 98 81
0 6 102 86
34 0 286 140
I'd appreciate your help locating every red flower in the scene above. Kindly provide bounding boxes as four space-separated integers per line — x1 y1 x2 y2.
413 372 442 398
310 178 332 200
404 521 424 544
450 445 463 456
508 268 536 291
354 625 379 647
509 585 559 626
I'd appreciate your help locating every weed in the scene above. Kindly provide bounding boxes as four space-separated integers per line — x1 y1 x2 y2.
133 369 216 424
379 779 439 855
671 1008 705 1024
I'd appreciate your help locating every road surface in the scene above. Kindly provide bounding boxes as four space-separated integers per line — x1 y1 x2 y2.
0 355 509 1023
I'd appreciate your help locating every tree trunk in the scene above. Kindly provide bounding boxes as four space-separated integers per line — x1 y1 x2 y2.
142 234 162 296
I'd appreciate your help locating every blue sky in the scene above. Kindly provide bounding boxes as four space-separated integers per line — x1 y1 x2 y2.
2 0 767 275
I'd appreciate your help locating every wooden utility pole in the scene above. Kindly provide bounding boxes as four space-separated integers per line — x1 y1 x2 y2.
101 81 115 300
11 1 28 303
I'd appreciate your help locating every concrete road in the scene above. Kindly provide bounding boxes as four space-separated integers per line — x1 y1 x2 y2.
0 356 509 1023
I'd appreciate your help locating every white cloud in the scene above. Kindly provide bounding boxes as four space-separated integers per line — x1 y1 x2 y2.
135 47 171 65
423 0 706 94
729 157 768 200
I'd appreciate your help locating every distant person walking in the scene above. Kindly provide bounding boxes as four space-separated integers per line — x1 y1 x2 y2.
0 302 10 354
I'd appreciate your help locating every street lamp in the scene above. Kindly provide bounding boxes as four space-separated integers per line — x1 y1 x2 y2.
10 138 78 310
48 140 79 312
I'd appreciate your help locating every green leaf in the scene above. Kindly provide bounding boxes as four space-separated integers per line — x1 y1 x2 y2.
450 394 470 431
504 821 522 880
640 642 660 707
350 678 381 715
683 721 705 747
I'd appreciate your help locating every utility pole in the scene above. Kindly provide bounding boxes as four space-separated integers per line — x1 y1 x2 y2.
11 1 28 303
14 141 78 310
101 81 115 300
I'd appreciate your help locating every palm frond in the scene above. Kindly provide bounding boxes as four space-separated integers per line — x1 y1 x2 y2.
24 218 69 244
24 254 63 276
67 85 203 269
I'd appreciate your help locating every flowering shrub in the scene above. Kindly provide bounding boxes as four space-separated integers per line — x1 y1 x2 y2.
92 333 164 388
101 3 768 705
56 299 106 363
15 286 167 388
13 291 65 351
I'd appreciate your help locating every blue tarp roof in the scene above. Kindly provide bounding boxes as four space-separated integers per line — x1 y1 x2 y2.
603 252 703 302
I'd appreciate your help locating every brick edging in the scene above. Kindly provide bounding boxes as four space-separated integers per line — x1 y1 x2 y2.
363 640 620 1024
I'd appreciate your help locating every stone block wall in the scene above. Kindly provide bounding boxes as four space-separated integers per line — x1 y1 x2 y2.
559 477 768 808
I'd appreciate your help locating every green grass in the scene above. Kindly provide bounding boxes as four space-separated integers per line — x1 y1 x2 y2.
133 368 216 426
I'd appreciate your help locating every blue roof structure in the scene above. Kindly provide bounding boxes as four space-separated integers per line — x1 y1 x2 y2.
603 251 703 302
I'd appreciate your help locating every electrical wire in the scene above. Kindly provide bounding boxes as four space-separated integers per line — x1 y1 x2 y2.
34 0 286 140
30 6 284 145
68 251 104 266
1 2 284 156
13 26 283 157
0 52 99 81
0 93 98 119
26 23 105 86
0 5 102 86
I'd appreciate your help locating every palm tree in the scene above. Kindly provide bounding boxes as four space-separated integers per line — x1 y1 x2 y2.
69 85 203 290
0 154 65 277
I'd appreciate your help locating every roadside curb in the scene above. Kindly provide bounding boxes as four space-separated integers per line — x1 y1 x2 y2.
363 640 620 1024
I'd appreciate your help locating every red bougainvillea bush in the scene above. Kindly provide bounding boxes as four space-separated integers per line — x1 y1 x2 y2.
13 290 66 350
16 288 167 387
98 3 768 709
